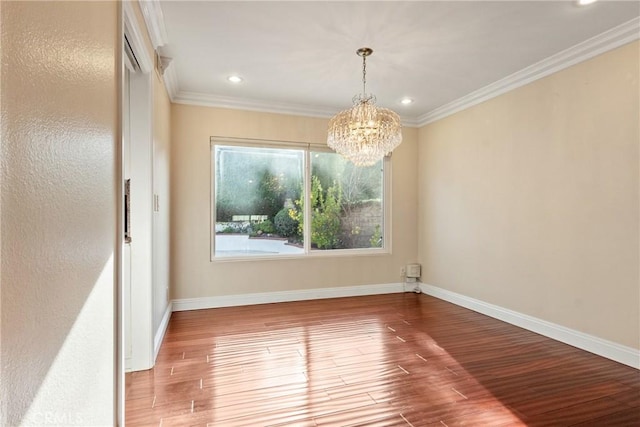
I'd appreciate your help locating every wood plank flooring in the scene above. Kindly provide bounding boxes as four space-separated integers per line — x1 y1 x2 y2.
125 293 640 426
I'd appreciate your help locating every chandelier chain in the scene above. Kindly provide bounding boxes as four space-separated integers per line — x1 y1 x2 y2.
362 54 367 96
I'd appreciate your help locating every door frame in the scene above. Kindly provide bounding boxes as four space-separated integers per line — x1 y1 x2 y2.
122 1 155 374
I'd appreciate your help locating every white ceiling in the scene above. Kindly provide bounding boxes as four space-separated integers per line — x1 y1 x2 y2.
157 1 639 126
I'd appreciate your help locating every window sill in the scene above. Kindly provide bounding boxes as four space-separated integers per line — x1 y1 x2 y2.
210 248 391 263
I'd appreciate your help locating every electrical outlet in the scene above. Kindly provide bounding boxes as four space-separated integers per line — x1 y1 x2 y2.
400 267 406 276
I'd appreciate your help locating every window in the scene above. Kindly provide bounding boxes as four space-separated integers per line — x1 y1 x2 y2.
211 137 390 259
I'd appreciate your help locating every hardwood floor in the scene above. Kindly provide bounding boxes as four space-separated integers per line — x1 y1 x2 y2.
125 293 639 426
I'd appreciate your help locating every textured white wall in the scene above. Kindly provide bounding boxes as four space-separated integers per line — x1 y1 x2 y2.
1 2 118 424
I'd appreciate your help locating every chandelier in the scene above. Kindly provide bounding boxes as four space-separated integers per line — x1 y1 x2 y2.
327 47 402 167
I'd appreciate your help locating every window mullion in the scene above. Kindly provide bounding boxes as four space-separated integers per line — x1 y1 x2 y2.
303 149 311 254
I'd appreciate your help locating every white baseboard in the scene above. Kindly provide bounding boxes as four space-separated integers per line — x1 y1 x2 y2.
172 282 404 312
420 283 639 369
153 302 173 362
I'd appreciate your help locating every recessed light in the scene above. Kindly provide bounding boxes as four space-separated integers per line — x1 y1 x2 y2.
400 97 414 105
576 0 597 6
227 75 243 83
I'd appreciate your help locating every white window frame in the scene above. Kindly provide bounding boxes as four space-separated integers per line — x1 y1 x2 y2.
210 136 392 261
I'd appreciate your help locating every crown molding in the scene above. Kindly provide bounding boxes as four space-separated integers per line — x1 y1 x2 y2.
139 0 168 49
162 63 179 101
172 91 420 127
400 118 421 128
417 17 640 126
174 91 336 119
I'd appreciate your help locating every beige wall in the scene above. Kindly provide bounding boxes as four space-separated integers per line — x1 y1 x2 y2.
418 41 639 349
1 1 118 424
170 105 418 299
